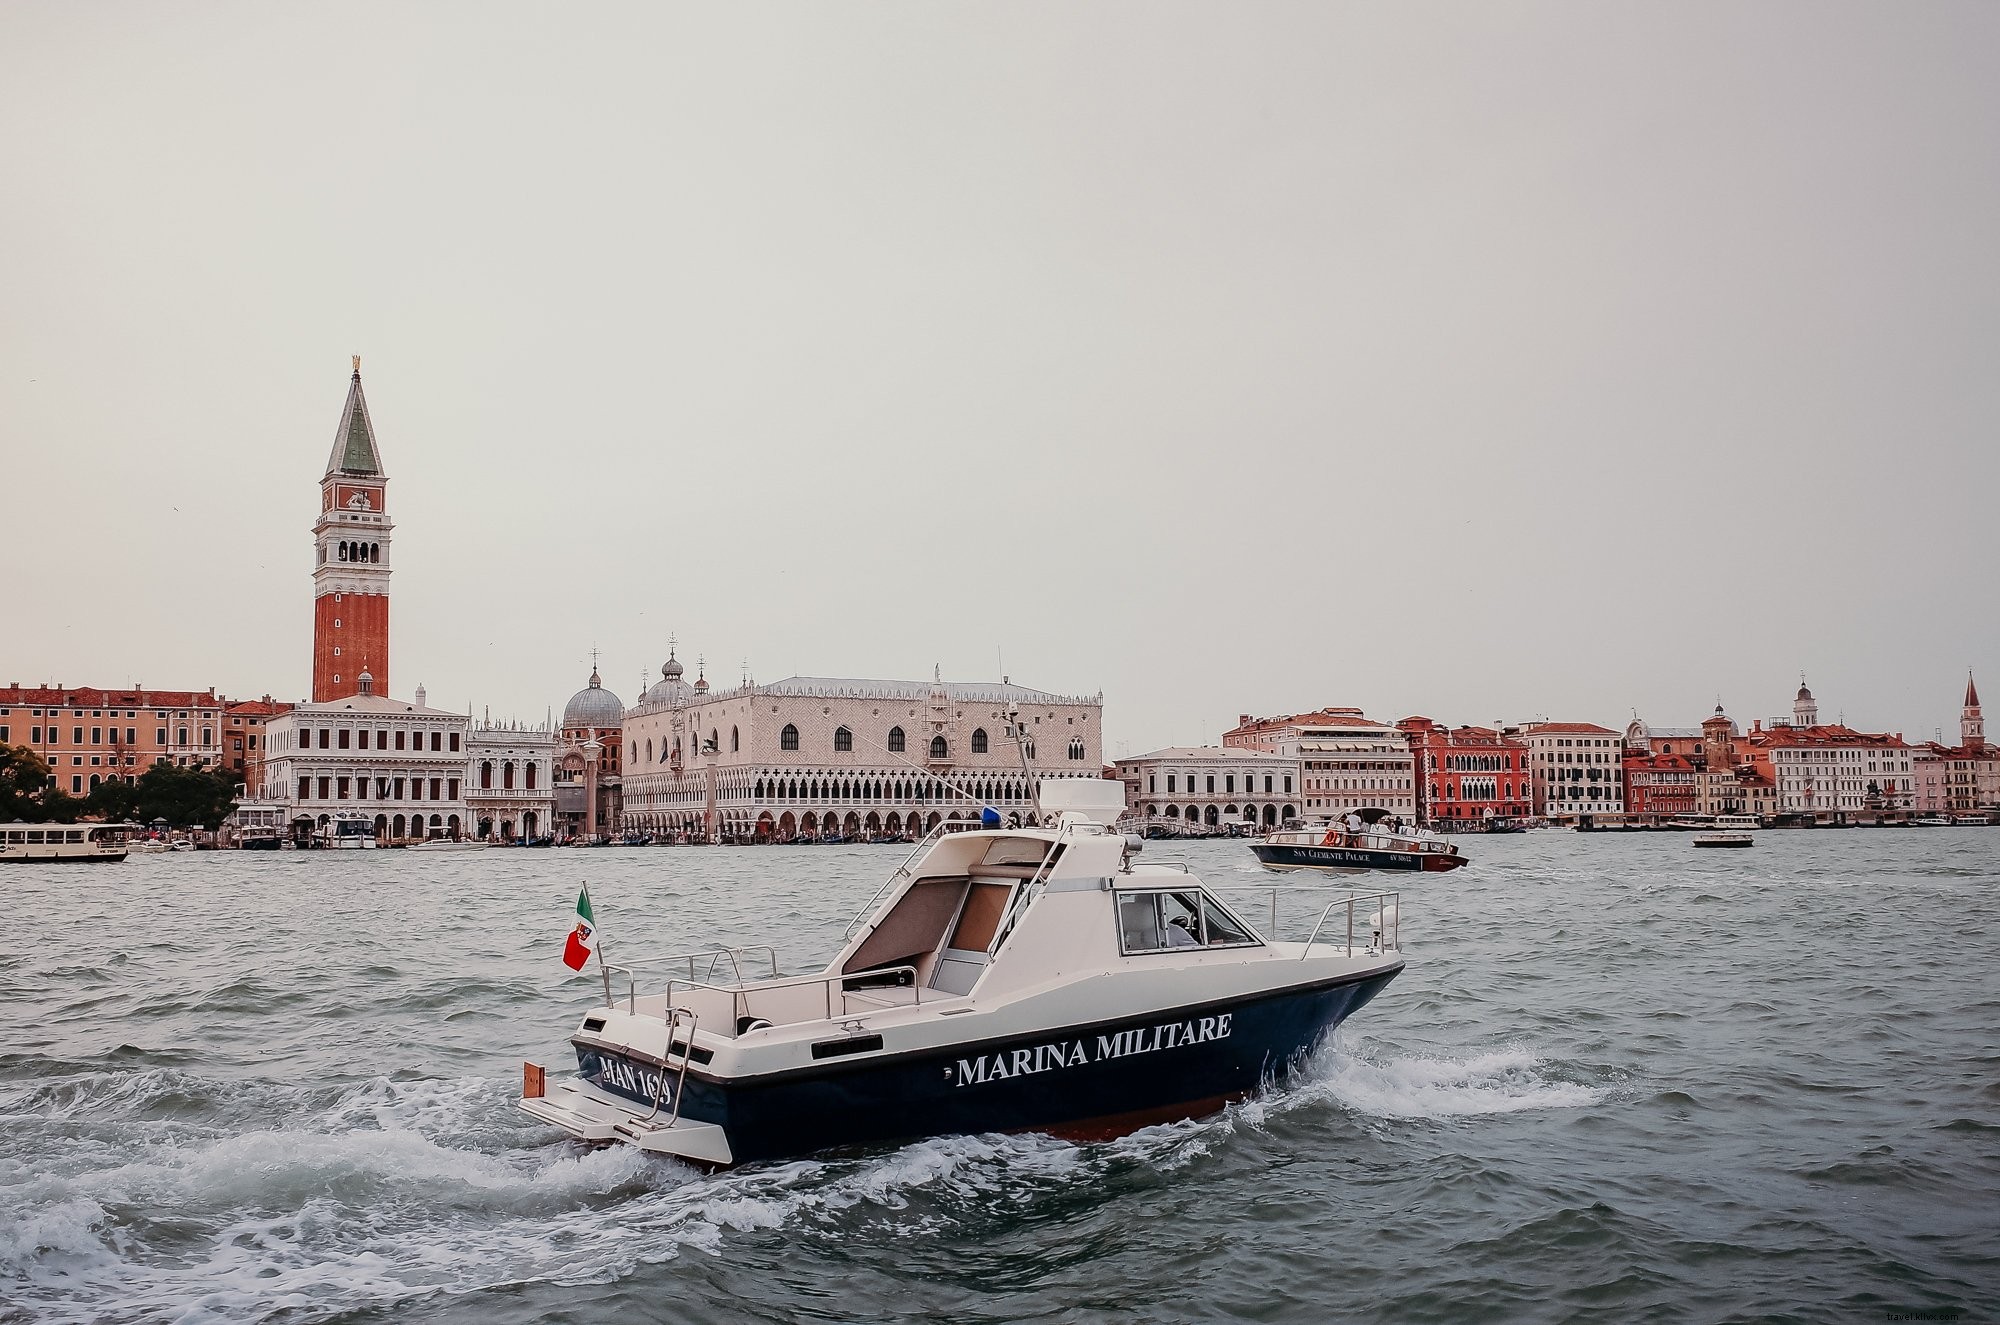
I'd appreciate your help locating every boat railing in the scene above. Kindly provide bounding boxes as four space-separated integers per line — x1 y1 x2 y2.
1212 884 1402 956
665 963 923 1028
601 946 780 1012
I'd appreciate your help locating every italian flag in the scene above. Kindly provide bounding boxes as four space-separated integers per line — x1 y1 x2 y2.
562 889 597 971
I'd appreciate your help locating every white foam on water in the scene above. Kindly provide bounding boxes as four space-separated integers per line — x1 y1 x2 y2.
1295 1042 1607 1119
14 1047 1604 1323
0 1081 1137 1323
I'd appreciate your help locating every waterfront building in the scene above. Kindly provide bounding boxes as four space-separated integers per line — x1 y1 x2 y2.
1621 750 1699 822
621 662 1103 841
1397 718 1531 827
1739 718 1912 823
555 667 626 840
1693 707 1778 819
1915 674 1997 814
312 358 393 703
259 675 472 840
0 684 225 795
1521 722 1626 821
466 721 555 841
1911 744 1947 814
1225 708 1417 820
1110 747 1299 831
222 696 291 791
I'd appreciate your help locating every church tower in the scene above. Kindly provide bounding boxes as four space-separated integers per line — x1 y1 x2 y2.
1964 672 1984 746
1793 677 1818 728
311 357 393 702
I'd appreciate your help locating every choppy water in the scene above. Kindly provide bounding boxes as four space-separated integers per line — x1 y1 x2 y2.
3 829 1997 1323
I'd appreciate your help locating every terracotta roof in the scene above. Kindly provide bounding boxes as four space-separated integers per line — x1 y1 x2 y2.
1116 746 1293 763
1525 722 1618 736
1968 672 1982 709
1745 724 1907 750
0 685 220 709
224 698 292 718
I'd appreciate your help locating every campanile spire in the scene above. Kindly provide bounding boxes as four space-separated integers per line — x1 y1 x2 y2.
311 357 394 701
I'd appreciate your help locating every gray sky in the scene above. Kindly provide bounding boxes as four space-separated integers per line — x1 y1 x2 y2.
4 2 1995 755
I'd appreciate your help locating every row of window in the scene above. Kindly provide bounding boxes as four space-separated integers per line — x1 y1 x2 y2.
1436 754 1520 772
3 708 206 719
1434 779 1508 800
476 760 540 790
3 725 209 746
290 727 458 753
296 775 461 802
1150 803 1298 824
774 723 1088 762
748 776 1034 803
1147 773 1294 795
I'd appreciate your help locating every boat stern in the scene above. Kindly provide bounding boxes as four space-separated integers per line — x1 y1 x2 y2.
517 1060 735 1167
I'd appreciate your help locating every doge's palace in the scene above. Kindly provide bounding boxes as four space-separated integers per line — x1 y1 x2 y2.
621 660 1102 841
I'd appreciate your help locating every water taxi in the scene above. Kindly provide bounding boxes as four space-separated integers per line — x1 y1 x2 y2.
0 823 133 863
519 780 1405 1167
1250 807 1467 874
1692 831 1755 848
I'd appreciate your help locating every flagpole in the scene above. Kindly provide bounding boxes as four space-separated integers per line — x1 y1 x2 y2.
584 879 613 1007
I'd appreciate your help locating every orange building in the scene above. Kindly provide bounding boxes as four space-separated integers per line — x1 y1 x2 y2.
222 696 292 792
0 685 224 796
312 357 393 702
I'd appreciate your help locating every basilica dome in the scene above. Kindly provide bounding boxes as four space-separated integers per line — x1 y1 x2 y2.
645 653 695 706
563 669 625 730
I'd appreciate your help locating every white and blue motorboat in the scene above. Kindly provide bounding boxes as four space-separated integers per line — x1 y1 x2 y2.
519 780 1405 1167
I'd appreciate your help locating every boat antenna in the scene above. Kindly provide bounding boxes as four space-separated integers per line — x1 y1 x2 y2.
1010 694 1043 822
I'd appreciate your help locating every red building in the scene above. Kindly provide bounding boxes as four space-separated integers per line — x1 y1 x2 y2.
1398 717 1532 827
312 357 393 702
1622 750 1698 821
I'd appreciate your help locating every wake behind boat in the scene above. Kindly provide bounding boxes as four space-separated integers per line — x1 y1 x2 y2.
1251 806 1468 874
519 780 1405 1167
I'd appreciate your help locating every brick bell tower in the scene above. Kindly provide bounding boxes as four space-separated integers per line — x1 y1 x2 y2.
311 356 392 702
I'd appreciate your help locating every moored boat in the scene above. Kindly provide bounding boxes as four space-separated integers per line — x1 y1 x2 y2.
1250 807 1468 874
317 812 378 849
519 780 1405 1167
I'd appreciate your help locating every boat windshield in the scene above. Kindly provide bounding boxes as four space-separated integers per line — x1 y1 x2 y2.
1117 888 1260 955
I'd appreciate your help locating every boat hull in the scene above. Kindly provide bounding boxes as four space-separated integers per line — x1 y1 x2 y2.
571 965 1399 1164
1251 842 1465 873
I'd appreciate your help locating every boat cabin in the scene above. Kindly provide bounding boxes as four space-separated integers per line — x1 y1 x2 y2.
630 782 1267 1039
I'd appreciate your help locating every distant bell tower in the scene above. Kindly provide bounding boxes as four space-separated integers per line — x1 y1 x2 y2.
1964 672 1984 745
1793 677 1818 728
311 356 393 702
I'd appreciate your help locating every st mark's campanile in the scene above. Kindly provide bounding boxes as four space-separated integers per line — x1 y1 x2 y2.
311 356 392 702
